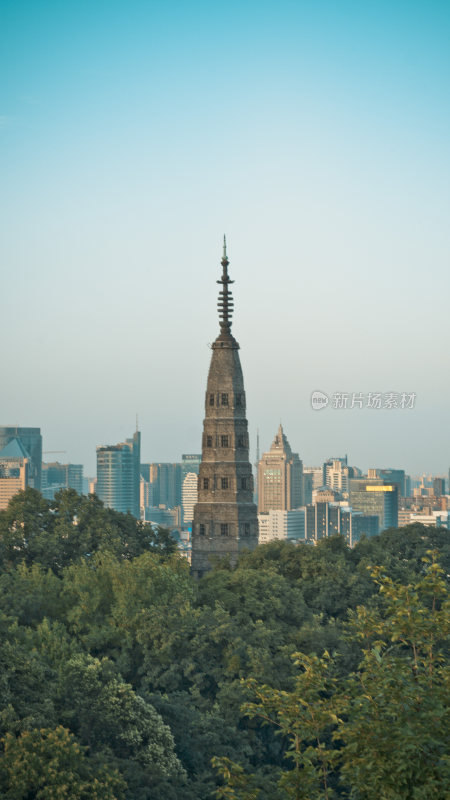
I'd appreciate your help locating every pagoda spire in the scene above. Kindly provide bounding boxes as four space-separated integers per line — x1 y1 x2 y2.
217 235 234 335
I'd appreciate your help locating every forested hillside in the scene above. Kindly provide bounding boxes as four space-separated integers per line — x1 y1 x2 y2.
0 489 448 799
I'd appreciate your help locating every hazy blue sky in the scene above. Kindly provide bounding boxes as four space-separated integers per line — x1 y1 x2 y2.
1 0 449 476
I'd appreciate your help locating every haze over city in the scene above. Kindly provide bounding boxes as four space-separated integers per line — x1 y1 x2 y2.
2 0 449 475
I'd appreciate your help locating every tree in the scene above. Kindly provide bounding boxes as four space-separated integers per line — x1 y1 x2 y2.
145 525 178 555
337 555 450 799
61 550 193 683
56 654 186 799
0 617 57 738
0 726 125 799
0 562 63 627
0 488 167 574
213 556 450 799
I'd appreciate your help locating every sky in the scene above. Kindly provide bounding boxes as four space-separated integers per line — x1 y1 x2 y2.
1 0 449 477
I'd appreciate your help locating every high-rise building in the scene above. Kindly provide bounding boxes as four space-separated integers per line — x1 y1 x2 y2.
312 486 344 504
182 472 198 524
192 239 258 576
96 430 140 517
349 477 398 530
0 438 30 510
41 462 83 498
0 427 42 490
257 425 303 513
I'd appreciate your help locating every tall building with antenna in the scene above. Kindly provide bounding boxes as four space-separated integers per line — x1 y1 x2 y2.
257 425 303 513
191 239 258 576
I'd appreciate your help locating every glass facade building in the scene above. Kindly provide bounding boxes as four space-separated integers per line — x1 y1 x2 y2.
0 427 42 490
349 478 398 530
96 431 140 517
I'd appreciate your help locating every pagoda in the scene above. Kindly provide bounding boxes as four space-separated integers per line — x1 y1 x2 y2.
191 239 258 576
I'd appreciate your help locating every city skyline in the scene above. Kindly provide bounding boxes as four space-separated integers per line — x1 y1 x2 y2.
2 2 449 475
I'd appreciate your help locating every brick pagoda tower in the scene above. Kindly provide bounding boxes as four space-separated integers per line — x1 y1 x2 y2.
191 239 258 576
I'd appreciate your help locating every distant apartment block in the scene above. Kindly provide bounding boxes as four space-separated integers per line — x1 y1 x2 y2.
323 458 361 496
257 501 378 548
322 457 360 495
41 462 83 499
140 463 182 509
142 505 181 527
398 508 412 526
312 486 344 504
303 467 323 504
433 477 446 497
413 487 434 498
258 509 305 544
182 472 198 525
400 510 449 529
305 501 379 546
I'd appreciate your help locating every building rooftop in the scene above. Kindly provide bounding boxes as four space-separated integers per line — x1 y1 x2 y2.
0 438 30 461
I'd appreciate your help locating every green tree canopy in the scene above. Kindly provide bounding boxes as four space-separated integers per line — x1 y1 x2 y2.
0 726 125 800
214 556 450 799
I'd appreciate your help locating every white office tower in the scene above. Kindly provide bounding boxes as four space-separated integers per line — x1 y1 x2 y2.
258 509 305 544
